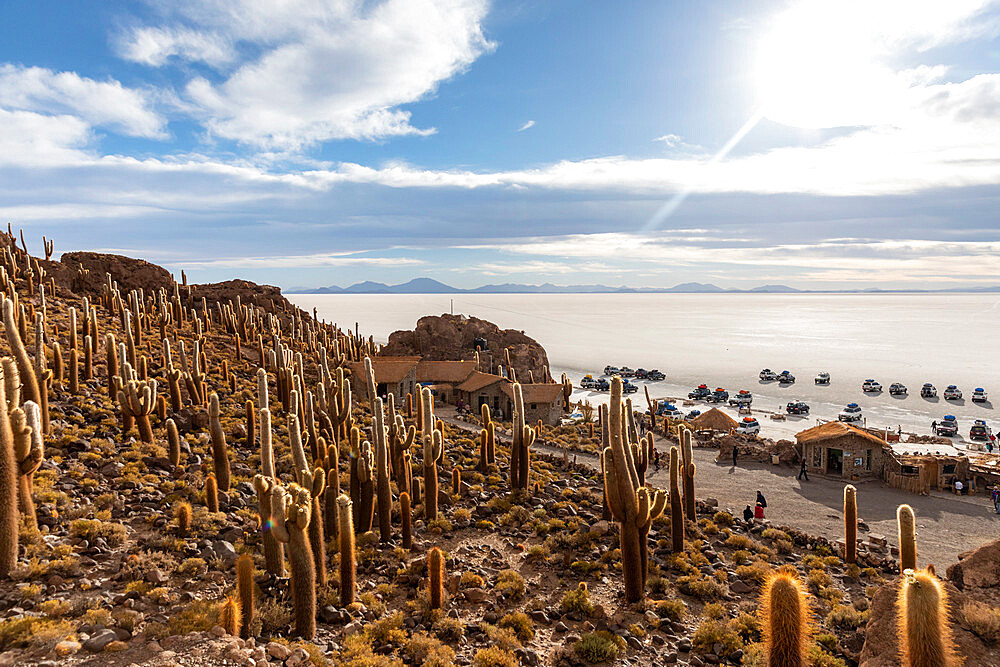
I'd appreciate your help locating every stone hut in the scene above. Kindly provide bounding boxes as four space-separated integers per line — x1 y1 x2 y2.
415 360 478 405
501 382 564 426
796 421 888 479
456 371 507 413
349 356 420 404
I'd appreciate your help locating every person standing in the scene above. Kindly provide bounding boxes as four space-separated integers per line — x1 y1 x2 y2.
797 459 809 481
756 490 767 509
732 445 738 467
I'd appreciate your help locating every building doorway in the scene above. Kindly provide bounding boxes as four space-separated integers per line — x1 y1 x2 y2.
827 448 843 475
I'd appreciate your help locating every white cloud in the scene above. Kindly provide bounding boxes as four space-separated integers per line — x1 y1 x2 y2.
116 26 234 67
653 134 682 146
0 109 93 166
0 65 165 138
178 252 427 269
517 120 535 132
120 0 494 149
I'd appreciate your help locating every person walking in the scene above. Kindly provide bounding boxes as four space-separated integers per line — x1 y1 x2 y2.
992 487 1000 514
797 459 809 481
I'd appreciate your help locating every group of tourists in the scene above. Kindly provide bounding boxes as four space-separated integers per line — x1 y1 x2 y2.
742 490 767 522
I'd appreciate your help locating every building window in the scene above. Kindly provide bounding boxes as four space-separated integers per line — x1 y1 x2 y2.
531 403 537 410
866 449 872 471
811 446 822 468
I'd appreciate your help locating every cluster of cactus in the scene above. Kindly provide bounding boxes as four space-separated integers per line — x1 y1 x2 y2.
117 378 158 443
420 387 442 521
478 404 496 471
509 383 536 491
601 377 666 602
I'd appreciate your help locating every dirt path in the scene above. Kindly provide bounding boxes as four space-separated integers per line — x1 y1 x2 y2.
440 408 997 569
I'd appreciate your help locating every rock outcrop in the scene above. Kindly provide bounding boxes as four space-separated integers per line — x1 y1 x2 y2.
947 536 1000 590
381 313 552 382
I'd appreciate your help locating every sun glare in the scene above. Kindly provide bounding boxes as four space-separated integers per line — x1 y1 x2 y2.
755 1 902 129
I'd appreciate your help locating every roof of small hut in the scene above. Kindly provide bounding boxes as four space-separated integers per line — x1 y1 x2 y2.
795 421 887 448
689 407 739 431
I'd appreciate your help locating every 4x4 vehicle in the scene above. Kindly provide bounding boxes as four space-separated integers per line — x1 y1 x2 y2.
647 369 665 381
621 379 638 394
688 384 711 400
786 401 810 415
707 387 730 403
815 372 831 385
580 375 598 390
839 403 863 422
889 382 907 396
862 379 882 392
736 417 761 435
729 390 753 406
759 368 777 381
934 416 958 437
921 383 937 398
778 371 796 384
944 385 963 401
970 419 992 441
973 388 988 403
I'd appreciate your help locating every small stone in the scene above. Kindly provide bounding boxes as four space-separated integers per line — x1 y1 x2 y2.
83 629 118 653
54 640 81 656
463 588 488 602
266 642 292 660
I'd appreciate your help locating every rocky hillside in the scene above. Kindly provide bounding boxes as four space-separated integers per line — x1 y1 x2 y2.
381 314 553 382
0 232 995 667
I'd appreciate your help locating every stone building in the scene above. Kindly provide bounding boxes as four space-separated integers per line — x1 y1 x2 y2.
502 382 564 426
796 421 888 479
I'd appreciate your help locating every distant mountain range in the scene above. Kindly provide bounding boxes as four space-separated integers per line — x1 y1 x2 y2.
287 278 1000 294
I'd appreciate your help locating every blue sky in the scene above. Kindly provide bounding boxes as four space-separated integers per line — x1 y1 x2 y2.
1 0 999 290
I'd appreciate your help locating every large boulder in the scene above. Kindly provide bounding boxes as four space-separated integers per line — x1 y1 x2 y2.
947 536 1000 590
859 577 995 666
381 314 552 382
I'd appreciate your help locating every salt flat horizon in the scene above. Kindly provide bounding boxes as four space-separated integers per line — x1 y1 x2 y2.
290 292 1000 449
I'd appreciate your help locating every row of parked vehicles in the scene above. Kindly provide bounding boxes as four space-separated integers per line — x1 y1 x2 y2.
602 366 665 381
764 369 988 404
580 375 639 393
932 415 994 441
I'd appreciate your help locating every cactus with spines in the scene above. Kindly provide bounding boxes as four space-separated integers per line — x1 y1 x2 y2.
245 399 255 451
166 367 183 412
0 363 18 578
420 387 442 521
337 494 356 606
669 446 684 553
400 491 412 550
166 418 180 468
630 431 653 486
355 437 376 534
372 397 393 542
253 475 284 577
510 383 536 491
205 473 219 513
560 372 573 412
601 377 666 602
11 396 42 532
844 485 857 564
759 571 811 667
208 393 231 492
269 481 320 639
219 596 241 636
680 427 696 521
236 554 255 639
428 547 445 609
898 504 917 572
480 403 496 465
2 298 39 406
301 467 327 587
897 568 956 667
117 378 158 443
321 434 341 545
175 502 192 536
452 467 461 496
288 411 309 484
389 412 416 495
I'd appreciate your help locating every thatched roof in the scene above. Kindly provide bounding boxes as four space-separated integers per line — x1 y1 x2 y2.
795 421 887 448
457 371 505 393
348 356 420 384
501 382 563 404
690 407 738 431
416 360 477 384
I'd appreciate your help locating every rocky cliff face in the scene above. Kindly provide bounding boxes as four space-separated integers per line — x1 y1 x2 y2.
381 313 553 382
